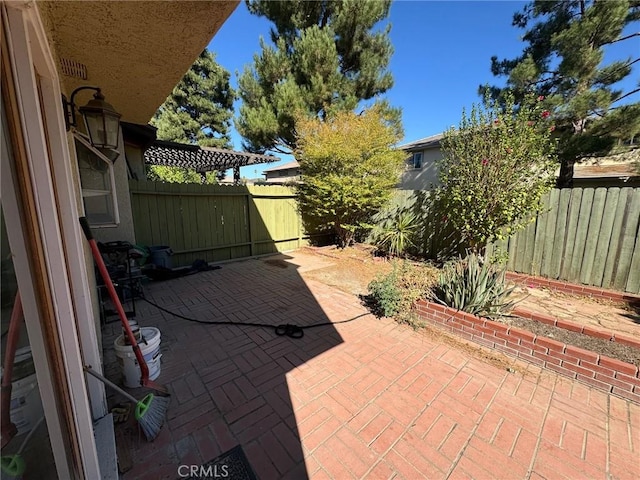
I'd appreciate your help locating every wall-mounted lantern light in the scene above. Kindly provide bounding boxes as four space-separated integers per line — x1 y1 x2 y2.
62 86 121 154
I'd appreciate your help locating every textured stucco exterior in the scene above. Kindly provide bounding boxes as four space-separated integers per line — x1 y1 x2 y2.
398 147 443 190
38 1 238 124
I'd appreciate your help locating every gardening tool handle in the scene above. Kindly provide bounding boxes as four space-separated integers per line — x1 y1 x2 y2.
84 366 140 405
79 216 94 241
1 292 23 448
79 217 150 385
1 292 23 390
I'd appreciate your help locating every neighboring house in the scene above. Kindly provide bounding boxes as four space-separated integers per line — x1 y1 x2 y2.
261 160 302 184
398 133 639 190
397 133 444 190
1 2 238 478
572 150 640 187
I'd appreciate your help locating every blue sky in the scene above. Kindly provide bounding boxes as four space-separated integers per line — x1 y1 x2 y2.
209 0 640 179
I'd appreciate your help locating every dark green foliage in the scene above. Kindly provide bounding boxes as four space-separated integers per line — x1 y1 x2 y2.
431 253 515 318
367 262 439 320
438 93 557 253
367 269 402 317
482 0 640 186
238 0 398 154
152 49 236 149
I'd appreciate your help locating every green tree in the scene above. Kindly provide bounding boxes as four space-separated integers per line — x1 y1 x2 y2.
439 93 557 253
482 0 640 186
150 49 236 183
237 0 398 154
152 49 236 148
295 105 405 247
146 166 220 184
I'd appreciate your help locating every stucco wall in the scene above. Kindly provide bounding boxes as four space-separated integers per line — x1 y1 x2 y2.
398 147 443 190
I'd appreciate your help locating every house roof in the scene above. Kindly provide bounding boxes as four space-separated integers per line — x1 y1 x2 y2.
397 133 444 152
574 163 638 179
262 160 300 173
144 140 279 172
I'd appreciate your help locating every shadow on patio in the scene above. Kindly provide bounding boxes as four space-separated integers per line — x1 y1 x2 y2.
101 250 367 479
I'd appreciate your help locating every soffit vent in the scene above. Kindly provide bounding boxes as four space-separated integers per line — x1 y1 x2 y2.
60 58 87 80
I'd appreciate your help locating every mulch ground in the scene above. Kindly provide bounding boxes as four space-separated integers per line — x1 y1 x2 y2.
301 245 640 368
500 315 640 367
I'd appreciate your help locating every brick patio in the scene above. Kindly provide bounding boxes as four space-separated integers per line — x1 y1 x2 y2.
102 251 639 480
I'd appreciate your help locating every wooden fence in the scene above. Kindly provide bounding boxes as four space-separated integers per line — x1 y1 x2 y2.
129 180 318 267
485 187 640 294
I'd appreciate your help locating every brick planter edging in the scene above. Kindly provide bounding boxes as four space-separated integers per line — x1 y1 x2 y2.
510 306 640 349
415 300 640 403
506 271 640 306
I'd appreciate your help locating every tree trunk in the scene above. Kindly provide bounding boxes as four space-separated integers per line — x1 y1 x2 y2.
557 158 575 188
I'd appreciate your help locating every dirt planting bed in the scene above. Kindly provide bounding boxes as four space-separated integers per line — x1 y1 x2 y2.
500 315 640 367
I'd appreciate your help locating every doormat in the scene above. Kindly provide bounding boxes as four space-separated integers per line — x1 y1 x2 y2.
179 445 258 480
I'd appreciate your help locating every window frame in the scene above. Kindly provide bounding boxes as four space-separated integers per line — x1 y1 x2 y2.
74 131 120 227
412 152 423 169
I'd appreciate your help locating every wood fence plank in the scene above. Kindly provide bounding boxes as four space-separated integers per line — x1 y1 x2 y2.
626 235 640 294
541 189 560 277
521 216 537 273
559 188 582 280
615 189 640 292
602 188 629 289
550 188 571 279
531 192 550 276
580 188 609 285
568 188 593 283
591 188 620 287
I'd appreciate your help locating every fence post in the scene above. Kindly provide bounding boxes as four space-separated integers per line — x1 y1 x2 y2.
246 190 256 256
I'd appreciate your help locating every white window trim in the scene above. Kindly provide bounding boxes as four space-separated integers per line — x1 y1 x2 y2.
73 131 120 227
3 3 104 478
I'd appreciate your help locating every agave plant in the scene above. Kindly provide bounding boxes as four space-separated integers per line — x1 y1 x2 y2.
431 252 515 318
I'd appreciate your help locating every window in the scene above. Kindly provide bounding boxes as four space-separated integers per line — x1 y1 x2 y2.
412 152 423 169
74 133 119 226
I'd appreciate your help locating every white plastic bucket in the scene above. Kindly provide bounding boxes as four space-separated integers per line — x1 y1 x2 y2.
114 327 162 388
10 373 44 435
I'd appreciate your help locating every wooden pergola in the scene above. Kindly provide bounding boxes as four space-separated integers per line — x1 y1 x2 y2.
144 139 279 183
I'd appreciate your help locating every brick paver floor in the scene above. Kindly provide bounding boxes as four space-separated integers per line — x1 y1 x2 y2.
102 252 639 480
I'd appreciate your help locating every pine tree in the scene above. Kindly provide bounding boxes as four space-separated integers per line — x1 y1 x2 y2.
482 0 640 186
152 49 236 149
237 0 398 154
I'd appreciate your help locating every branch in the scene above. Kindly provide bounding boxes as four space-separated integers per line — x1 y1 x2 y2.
611 87 640 104
606 32 640 45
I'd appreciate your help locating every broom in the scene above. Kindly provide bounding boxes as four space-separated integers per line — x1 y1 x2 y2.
84 366 169 441
1 292 24 449
0 416 45 480
79 217 169 396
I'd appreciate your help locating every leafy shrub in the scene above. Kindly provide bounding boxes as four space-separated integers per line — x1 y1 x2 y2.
431 252 515 318
295 106 406 247
439 92 557 252
367 269 401 317
367 262 439 320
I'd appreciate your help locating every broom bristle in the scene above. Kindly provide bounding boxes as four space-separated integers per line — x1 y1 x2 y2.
135 395 170 441
1 454 25 480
